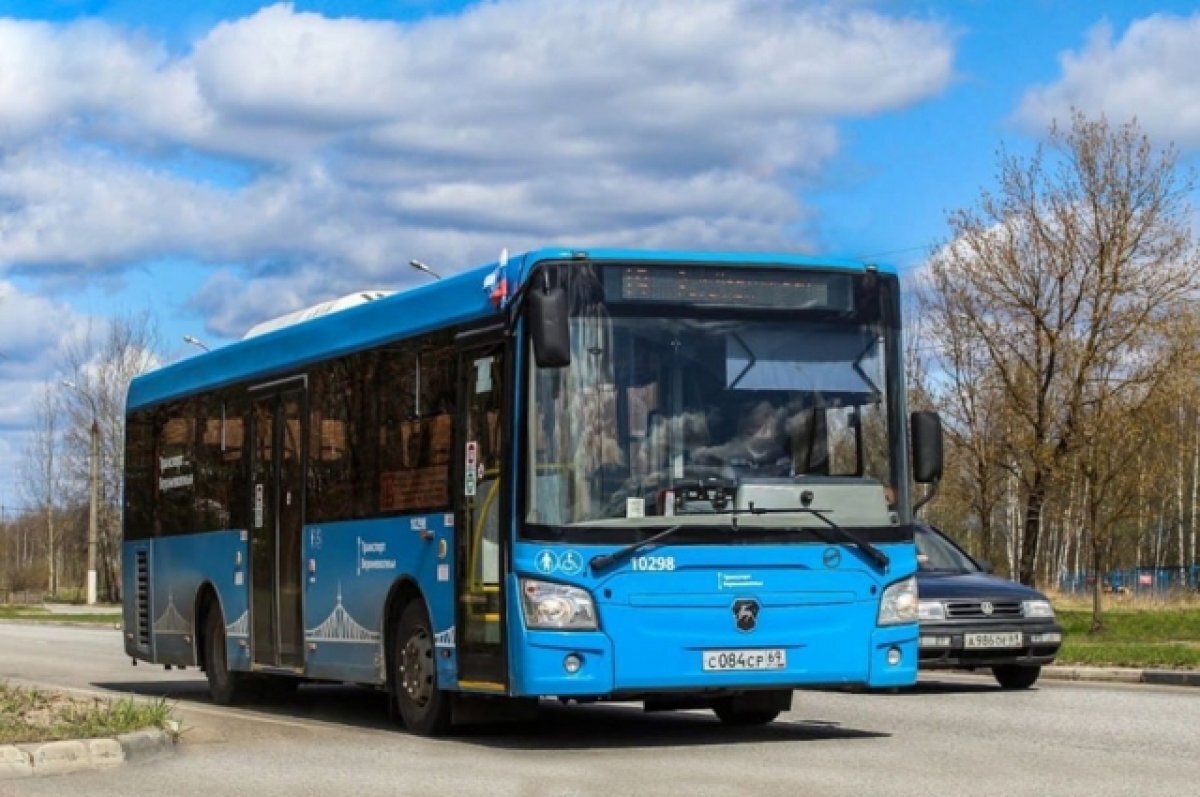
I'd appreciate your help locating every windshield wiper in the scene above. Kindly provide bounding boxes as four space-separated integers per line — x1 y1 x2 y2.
590 524 685 573
588 507 890 574
734 505 890 571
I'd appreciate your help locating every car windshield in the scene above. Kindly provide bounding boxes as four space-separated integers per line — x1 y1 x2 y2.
525 262 907 531
915 526 979 573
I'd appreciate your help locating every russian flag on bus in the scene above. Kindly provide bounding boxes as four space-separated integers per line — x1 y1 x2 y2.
483 248 510 308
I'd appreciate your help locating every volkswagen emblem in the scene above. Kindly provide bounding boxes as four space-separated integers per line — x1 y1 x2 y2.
732 599 760 633
980 601 995 616
822 547 841 568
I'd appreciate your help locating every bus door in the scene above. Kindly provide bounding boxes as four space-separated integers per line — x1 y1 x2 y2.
454 339 509 690
249 382 306 671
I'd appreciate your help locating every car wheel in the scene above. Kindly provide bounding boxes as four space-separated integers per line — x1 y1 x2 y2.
992 664 1041 689
204 606 255 705
391 601 451 735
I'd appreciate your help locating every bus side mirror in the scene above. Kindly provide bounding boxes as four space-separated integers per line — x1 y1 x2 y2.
529 282 570 368
911 411 943 484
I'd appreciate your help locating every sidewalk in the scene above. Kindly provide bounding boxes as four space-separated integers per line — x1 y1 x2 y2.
1044 665 1200 687
38 603 121 615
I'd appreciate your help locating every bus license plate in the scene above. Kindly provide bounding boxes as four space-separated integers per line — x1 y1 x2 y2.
964 631 1022 649
702 649 787 671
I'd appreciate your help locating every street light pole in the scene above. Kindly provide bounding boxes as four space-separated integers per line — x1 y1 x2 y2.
62 380 99 605
86 417 99 605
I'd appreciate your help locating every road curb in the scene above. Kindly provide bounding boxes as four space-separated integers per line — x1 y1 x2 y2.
0 727 176 780
1044 665 1200 687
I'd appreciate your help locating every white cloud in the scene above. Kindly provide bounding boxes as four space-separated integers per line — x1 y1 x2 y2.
0 0 958 511
1 3 954 291
1016 14 1200 148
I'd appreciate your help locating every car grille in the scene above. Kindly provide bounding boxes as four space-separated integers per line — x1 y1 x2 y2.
945 600 1022 619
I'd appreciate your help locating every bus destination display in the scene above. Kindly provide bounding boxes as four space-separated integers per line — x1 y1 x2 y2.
608 266 853 310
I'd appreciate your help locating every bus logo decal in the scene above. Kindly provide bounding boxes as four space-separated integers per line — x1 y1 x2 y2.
732 599 760 633
357 537 396 575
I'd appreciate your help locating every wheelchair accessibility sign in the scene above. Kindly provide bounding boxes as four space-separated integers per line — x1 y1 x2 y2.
533 549 585 575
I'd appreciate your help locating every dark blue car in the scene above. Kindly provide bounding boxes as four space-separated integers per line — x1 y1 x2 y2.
915 524 1062 689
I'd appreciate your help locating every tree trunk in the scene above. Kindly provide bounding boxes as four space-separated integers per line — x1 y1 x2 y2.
46 510 56 596
1019 476 1045 586
1090 536 1104 632
1191 408 1198 572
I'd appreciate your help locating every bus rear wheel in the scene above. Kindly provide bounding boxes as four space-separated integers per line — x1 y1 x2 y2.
391 602 451 735
203 607 255 705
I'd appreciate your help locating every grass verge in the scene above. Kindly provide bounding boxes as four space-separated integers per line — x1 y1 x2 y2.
0 681 173 745
0 606 122 625
1054 607 1200 670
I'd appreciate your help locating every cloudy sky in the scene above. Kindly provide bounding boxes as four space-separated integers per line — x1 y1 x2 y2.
1 0 1198 512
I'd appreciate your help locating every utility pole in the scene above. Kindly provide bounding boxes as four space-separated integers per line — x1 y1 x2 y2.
62 380 99 605
87 417 99 605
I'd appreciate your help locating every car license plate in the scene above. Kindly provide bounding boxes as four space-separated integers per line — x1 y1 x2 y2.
964 631 1022 649
702 649 787 671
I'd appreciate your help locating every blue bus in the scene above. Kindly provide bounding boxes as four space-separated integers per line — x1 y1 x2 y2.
122 248 941 733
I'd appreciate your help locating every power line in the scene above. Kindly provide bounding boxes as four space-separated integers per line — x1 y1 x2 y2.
852 243 940 261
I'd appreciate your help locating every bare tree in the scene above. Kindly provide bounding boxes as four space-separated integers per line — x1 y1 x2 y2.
60 310 160 602
18 386 64 595
924 112 1198 586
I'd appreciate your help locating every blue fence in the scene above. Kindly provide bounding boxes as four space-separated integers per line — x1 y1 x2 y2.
1058 566 1200 595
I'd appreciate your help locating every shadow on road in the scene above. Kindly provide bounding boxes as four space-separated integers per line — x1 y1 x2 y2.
91 679 889 749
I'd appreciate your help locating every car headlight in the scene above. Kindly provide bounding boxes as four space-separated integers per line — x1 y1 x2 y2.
520 578 597 630
878 576 919 626
918 600 945 621
1022 599 1055 619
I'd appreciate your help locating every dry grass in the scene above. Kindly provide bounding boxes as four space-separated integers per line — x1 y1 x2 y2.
0 681 173 745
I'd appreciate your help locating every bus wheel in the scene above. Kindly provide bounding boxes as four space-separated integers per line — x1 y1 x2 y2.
392 602 451 735
711 691 788 726
204 607 254 705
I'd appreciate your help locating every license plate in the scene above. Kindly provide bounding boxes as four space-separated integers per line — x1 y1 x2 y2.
702 649 787 671
964 631 1022 649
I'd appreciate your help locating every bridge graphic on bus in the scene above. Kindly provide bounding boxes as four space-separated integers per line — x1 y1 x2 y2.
305 585 381 644
225 611 249 638
153 594 191 636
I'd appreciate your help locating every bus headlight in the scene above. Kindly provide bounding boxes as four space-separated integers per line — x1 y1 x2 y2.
878 576 919 626
520 578 597 630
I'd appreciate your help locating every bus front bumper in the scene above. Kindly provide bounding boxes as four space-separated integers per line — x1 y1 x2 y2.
507 623 918 698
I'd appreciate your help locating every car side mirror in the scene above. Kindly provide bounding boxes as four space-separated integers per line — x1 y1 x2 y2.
977 559 994 574
911 411 944 484
529 279 570 368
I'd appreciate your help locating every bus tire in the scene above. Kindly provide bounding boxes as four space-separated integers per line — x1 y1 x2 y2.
391 601 451 735
711 691 788 726
204 606 255 705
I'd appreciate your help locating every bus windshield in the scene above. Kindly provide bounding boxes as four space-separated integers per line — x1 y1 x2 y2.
525 263 906 532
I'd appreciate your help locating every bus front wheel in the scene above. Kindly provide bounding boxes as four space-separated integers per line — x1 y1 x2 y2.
391 601 451 735
203 607 255 705
711 690 789 726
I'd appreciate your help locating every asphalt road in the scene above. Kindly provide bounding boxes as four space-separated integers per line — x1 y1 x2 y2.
1 621 1197 797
